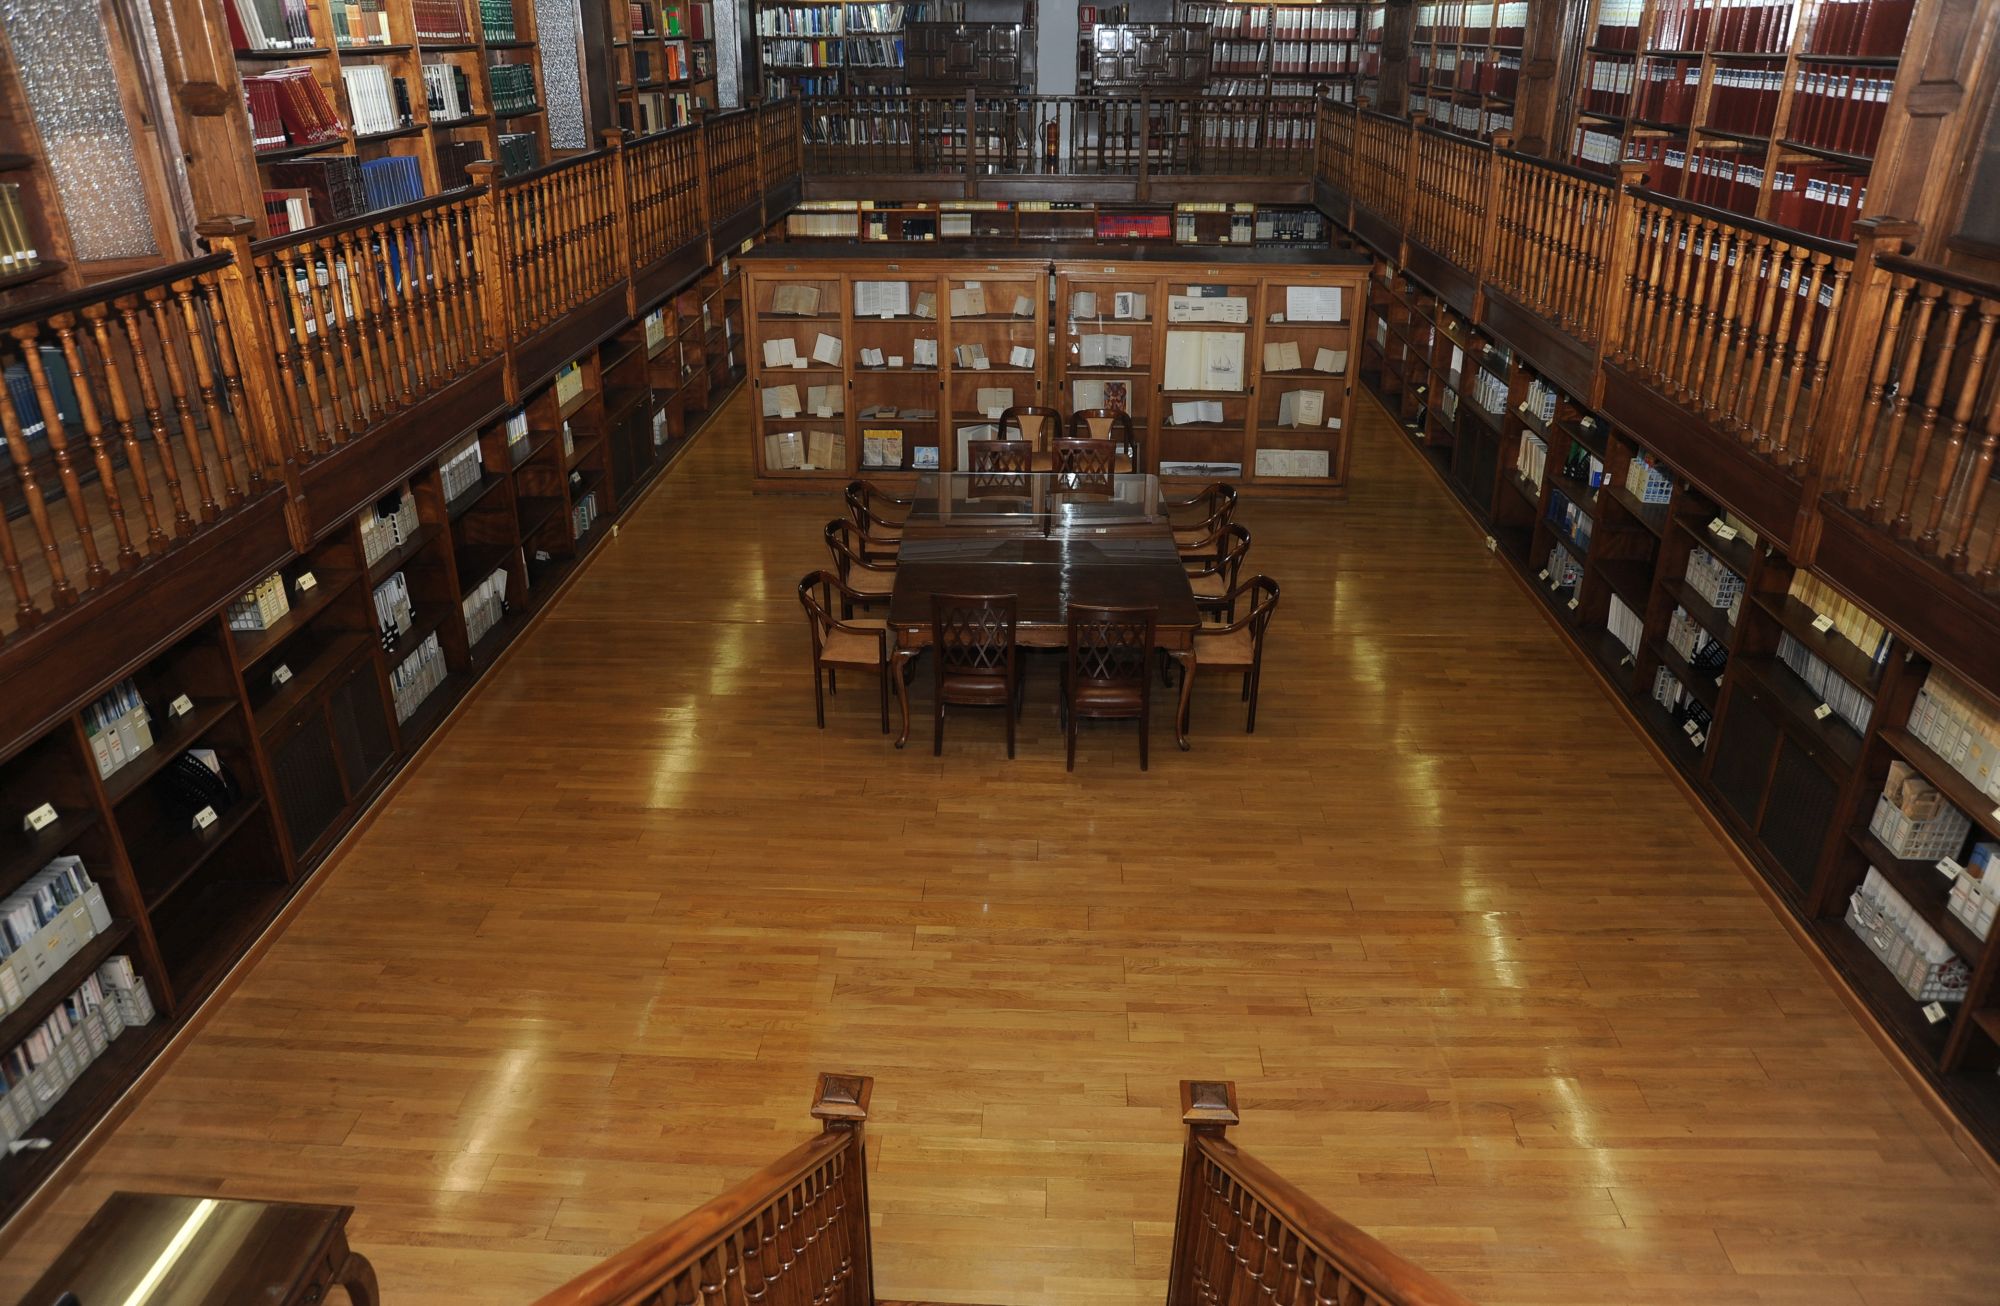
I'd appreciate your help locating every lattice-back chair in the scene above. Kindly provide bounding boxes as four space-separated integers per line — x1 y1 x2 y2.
1050 437 1118 494
1068 408 1141 472
844 482 905 553
1188 575 1280 734
1171 483 1239 553
999 405 1065 462
824 519 896 618
1187 524 1251 622
966 438 1034 496
798 571 901 735
930 592 1024 758
1063 604 1157 771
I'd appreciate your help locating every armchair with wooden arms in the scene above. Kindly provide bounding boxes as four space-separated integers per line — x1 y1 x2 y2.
1068 408 1141 473
1171 483 1238 553
798 571 907 736
998 405 1065 468
823 519 897 618
1187 575 1279 734
1186 524 1251 621
1062 604 1157 771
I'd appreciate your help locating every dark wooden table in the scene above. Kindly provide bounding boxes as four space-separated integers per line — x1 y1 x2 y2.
887 475 1202 750
16 1191 377 1306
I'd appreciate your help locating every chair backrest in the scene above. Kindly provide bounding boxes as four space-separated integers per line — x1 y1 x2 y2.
1069 408 1140 470
1051 438 1117 477
1217 523 1252 587
797 570 839 651
1068 604 1157 692
968 439 1033 474
999 405 1064 453
931 593 1018 679
823 519 869 581
1239 575 1280 641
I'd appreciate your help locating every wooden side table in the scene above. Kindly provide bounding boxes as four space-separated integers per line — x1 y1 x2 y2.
17 1191 378 1305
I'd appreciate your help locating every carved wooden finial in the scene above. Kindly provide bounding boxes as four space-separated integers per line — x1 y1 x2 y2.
812 1072 874 1129
1180 1080 1240 1131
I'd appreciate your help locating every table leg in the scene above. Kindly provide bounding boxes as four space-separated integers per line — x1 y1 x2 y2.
892 650 915 749
1171 649 1196 751
333 1246 379 1306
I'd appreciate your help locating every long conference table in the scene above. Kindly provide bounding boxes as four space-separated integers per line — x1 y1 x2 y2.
884 472 1202 750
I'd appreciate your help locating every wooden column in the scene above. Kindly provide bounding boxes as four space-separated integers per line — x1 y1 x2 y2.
1377 0 1413 118
146 0 265 243
1165 1080 1241 1306
1513 0 1590 158
1862 0 2000 261
748 96 767 227
808 1073 875 1306
193 217 309 548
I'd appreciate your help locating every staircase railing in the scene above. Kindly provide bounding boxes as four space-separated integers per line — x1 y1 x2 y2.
535 1073 876 1306
1167 1081 1475 1306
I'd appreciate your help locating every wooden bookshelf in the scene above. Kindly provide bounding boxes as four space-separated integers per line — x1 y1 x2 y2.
610 0 714 135
1357 248 2000 1161
1178 1 1370 101
1566 0 1912 238
1405 0 1528 141
780 199 1332 248
742 243 1366 494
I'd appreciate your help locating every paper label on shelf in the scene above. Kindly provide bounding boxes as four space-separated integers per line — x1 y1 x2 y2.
22 802 56 833
1566 598 1579 610
1538 569 1550 580
1621 654 1635 667
792 359 809 369
272 664 293 686
168 694 195 719
1484 535 1496 551
193 805 218 831
1690 730 1706 747
1937 857 1963 880
295 571 317 592
1684 720 1699 736
815 407 833 419
972 358 990 370
984 407 1003 419
1813 703 1833 720
1923 1001 1947 1024
888 357 904 369
1715 675 1725 687
1811 612 1835 633
881 312 895 320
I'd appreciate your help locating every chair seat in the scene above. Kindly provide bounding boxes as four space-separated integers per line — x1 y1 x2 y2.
846 567 895 596
1194 626 1255 667
940 671 1012 706
819 628 886 667
1189 572 1227 599
1173 528 1208 547
1071 682 1145 712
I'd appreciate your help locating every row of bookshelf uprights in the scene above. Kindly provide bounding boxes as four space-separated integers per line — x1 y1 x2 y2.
605 0 719 137
0 244 749 1221
1361 257 2000 1155
1173 2 1385 101
742 248 1365 493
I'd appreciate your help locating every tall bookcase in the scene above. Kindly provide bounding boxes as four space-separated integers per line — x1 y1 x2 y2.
227 0 556 237
609 0 717 136
1568 0 1913 239
1179 1 1370 101
781 199 1331 248
1360 253 2000 1159
1405 0 1528 140
742 244 1367 495
755 0 914 99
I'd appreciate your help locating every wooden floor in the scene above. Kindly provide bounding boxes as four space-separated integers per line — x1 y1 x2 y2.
2 389 1996 1304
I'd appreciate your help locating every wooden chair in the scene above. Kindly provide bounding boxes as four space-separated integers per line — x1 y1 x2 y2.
844 481 905 547
1068 408 1141 472
1186 523 1251 621
999 405 1064 464
823 519 896 617
1062 604 1157 771
846 478 912 525
1171 484 1238 551
967 439 1033 496
798 571 900 735
1051 437 1117 477
1188 575 1280 733
931 592 1023 758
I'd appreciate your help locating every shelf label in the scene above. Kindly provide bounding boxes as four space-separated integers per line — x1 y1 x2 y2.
1715 675 1724 687
22 803 57 833
1938 857 1964 880
1621 654 1635 667
1923 1001 1947 1025
880 311 895 320
1813 703 1833 721
792 358 809 369
272 664 293 687
192 805 218 832
294 570 317 593
1566 597 1579 610
1707 519 1738 541
1683 720 1699 736
168 694 195 719
1811 612 1835 634
1537 568 1550 581
1484 535 1496 551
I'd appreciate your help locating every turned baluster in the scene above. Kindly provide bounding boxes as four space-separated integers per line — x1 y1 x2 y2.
421 207 462 374
1865 280 1939 519
1672 220 1722 400
1694 228 1746 417
258 255 326 454
191 273 269 492
77 304 166 555
1521 165 1553 313
1783 257 1847 468
1749 244 1809 451
391 214 438 383
1837 277 1912 500
137 287 227 521
163 279 245 507
1651 212 1699 384
43 314 138 571
10 324 109 588
1890 286 1970 534
1726 239 1783 439
283 247 354 445
362 221 418 403
1628 206 1671 369
327 234 385 423
464 165 511 364
1952 375 2000 569
0 457 34 625
0 353 76 608
1919 296 1997 549
1557 180 1591 331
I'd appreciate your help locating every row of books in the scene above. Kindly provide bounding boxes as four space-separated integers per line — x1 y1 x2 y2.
844 36 904 67
414 0 473 42
1799 0 1914 56
1571 125 1623 169
660 0 711 38
490 62 539 114
341 65 414 136
571 488 601 540
1623 449 1675 504
424 62 478 121
1907 666 2000 804
1632 61 1701 126
1704 67 1785 137
1547 488 1593 556
1608 593 1644 658
361 488 422 568
1582 57 1635 116
83 679 154 780
1779 630 1873 734
843 3 905 31
1648 0 1797 54
246 67 346 154
463 566 510 646
1947 842 1999 941
1788 570 1891 665
1515 429 1547 491
1769 166 1871 242
634 90 699 135
329 1 394 47
1558 438 1607 489
498 131 542 177
1847 865 1967 1002
0 960 153 1147
373 571 416 640
1215 41 1362 76
480 0 517 42
0 185 41 278
761 38 843 66
439 440 485 501
226 0 313 52
1654 665 1712 748
361 156 428 210
756 7 851 35
1666 605 1728 676
1469 366 1508 416
0 858 111 1016
1789 69 1891 157
1684 545 1744 618
266 156 372 225
1522 378 1559 425
228 572 294 631
1412 1 1526 41
389 632 447 723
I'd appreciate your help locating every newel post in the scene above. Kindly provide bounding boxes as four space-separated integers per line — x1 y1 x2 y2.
602 129 637 316
811 1072 876 1306
1167 1080 1240 1306
1400 114 1423 265
464 162 519 402
194 216 311 551
692 107 716 262
1592 159 1653 383
1814 217 1921 505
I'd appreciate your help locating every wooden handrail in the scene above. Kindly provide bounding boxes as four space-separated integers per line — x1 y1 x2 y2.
1877 249 1998 300
0 253 230 333
1622 184 1859 260
246 184 483 254
1167 1082 1475 1306
533 1073 874 1306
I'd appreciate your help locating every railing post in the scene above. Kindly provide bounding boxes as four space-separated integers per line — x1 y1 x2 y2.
692 107 716 262
602 128 636 317
1591 160 1653 397
1472 131 1510 317
1166 1080 1240 1306
464 162 519 403
194 216 311 551
1400 114 1423 265
810 1072 875 1306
